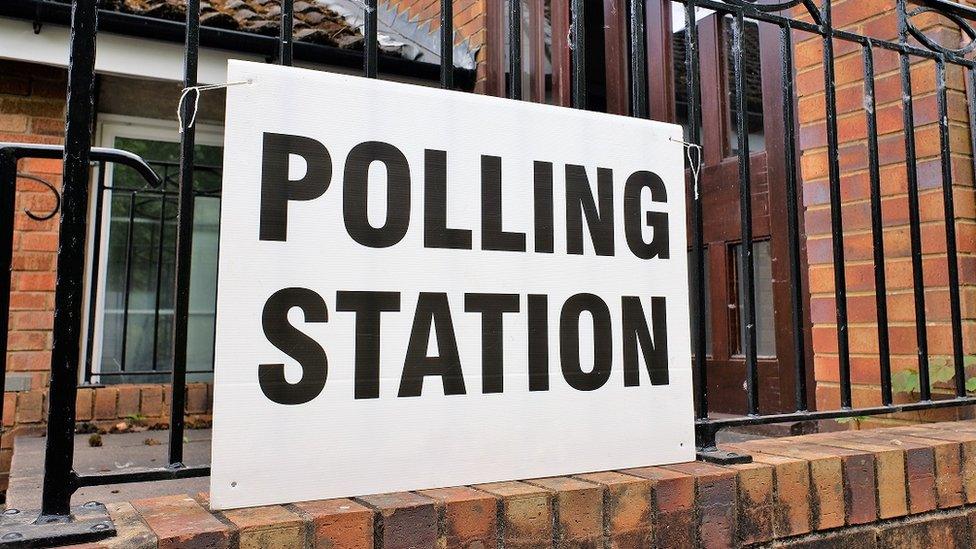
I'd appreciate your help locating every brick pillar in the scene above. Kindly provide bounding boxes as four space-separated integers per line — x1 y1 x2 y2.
0 59 67 497
1 60 66 407
794 2 976 421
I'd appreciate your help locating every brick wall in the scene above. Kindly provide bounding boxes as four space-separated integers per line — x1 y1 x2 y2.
383 0 489 92
63 420 976 548
794 1 976 423
0 59 65 394
0 59 68 495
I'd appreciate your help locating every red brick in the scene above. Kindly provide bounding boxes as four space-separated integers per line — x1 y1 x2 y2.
576 471 653 548
29 117 64 136
526 476 603 547
6 331 47 352
221 505 305 549
0 77 30 96
860 431 965 509
806 433 909 519
117 386 141 418
474 481 552 548
93 387 118 420
185 383 208 414
19 232 58 251
140 386 164 417
880 510 970 548
15 391 43 424
7 350 49 372
665 462 737 549
131 494 233 549
736 440 845 530
726 461 774 546
622 466 695 548
9 311 53 332
418 486 497 548
292 498 374 549
8 291 52 311
3 393 15 427
896 425 976 504
75 387 94 422
0 114 28 133
357 492 436 549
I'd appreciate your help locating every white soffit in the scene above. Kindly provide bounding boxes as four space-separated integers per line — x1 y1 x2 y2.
0 15 260 85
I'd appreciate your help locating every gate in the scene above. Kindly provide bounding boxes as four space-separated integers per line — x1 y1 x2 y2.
1 0 975 544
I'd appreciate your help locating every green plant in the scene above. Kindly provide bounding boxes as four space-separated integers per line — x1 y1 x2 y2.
836 415 871 429
124 413 148 425
890 355 976 397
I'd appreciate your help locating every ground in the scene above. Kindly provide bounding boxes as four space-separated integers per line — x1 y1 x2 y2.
6 429 211 510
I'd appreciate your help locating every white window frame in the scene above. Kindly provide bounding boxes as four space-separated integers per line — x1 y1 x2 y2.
80 114 224 382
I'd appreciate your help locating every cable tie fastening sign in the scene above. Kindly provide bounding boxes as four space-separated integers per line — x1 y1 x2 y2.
669 137 703 200
178 79 252 133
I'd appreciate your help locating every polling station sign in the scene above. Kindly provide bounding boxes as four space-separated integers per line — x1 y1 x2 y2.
210 60 695 510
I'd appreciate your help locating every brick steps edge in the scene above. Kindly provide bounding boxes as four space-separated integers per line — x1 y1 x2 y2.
63 419 976 548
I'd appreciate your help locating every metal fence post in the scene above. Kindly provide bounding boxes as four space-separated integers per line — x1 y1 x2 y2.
40 0 99 519
0 1 118 545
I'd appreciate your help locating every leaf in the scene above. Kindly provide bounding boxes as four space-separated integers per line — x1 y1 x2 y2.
964 355 976 368
891 369 919 395
930 361 956 385
966 377 976 393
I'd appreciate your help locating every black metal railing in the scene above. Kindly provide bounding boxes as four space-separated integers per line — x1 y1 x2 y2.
81 160 221 385
1 0 975 543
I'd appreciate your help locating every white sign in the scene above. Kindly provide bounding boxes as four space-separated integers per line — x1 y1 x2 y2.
211 60 695 510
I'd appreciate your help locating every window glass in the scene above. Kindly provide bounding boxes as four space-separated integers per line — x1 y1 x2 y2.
670 2 707 144
96 136 221 383
723 17 766 155
732 240 776 358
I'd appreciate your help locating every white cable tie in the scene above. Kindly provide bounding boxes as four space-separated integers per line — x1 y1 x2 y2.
178 79 252 133
669 137 704 200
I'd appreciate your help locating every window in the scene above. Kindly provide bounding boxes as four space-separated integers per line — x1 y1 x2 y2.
731 240 776 358
84 116 223 384
723 16 765 155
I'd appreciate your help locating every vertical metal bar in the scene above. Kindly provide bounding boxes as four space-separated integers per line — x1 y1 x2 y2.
685 0 708 420
170 0 200 466
630 0 648 118
41 0 98 517
863 42 893 405
570 0 586 109
935 58 965 396
440 0 454 89
151 195 168 371
732 13 759 415
279 0 294 65
83 162 106 383
509 0 523 99
896 0 930 401
821 1 852 408
782 24 808 411
119 192 137 373
364 0 378 78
